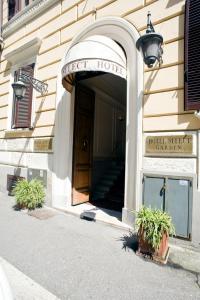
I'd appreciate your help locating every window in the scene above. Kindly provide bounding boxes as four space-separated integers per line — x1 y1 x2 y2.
8 0 20 20
8 0 35 20
12 64 34 129
184 0 200 110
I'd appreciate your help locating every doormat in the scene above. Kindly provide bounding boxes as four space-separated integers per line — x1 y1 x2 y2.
80 211 96 222
28 208 58 220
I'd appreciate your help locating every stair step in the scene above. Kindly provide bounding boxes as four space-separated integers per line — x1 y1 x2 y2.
107 195 124 201
95 186 110 192
92 161 125 207
107 170 121 175
111 161 124 166
92 192 106 200
108 191 124 197
103 174 118 181
100 179 115 186
111 164 124 170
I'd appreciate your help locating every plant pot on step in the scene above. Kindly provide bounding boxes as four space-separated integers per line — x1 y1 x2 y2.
135 206 175 264
138 227 169 262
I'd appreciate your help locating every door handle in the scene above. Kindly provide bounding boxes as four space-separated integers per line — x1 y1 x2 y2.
160 183 167 196
82 138 88 151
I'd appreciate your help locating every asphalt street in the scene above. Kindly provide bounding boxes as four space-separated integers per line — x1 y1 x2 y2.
0 192 199 300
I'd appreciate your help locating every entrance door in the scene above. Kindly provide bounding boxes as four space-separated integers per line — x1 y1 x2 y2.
72 84 95 205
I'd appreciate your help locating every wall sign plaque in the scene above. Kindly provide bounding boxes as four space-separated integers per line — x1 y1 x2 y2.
34 138 53 152
145 135 193 155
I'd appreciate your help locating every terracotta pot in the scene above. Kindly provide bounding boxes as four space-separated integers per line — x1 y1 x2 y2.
154 232 169 259
138 228 169 260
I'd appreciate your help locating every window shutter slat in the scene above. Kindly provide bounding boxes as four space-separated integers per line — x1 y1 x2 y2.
13 64 34 128
185 0 200 110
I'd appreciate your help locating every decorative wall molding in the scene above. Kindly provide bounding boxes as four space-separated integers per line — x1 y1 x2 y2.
2 0 59 38
143 157 196 174
4 38 41 65
0 150 52 169
0 137 53 153
0 138 32 152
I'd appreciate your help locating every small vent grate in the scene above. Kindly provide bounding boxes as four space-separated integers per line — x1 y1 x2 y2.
7 175 25 196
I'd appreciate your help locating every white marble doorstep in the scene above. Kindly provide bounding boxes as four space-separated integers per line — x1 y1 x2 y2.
55 203 131 231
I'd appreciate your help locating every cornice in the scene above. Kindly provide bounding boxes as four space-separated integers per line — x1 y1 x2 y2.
4 37 41 64
2 0 59 38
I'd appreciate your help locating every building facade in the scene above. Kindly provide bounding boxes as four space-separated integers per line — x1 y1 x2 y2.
0 0 200 243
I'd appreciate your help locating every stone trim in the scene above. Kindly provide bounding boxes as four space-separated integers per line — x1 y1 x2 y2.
4 38 41 64
2 0 59 38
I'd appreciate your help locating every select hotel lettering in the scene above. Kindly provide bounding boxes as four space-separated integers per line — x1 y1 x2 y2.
146 135 193 154
62 59 126 78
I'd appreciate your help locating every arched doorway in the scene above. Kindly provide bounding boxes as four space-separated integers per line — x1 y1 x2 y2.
52 17 143 226
62 35 127 212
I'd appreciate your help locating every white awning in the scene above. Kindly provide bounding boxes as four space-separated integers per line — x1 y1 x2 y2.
61 35 127 92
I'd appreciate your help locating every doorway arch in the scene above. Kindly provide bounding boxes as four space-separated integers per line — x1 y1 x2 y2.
52 17 143 225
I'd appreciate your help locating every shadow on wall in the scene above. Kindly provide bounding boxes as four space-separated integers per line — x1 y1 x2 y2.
144 1 200 131
49 87 74 180
144 68 159 95
47 82 74 206
1 61 11 78
166 0 183 8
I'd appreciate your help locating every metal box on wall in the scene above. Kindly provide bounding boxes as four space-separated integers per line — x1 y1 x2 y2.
143 175 192 239
7 175 25 196
27 169 47 188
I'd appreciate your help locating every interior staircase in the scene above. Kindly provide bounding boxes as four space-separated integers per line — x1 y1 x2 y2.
91 161 125 211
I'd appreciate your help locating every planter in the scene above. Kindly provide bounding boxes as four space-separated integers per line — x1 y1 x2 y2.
138 227 169 263
135 207 174 264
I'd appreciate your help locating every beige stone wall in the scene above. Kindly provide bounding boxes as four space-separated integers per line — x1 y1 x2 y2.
0 0 197 146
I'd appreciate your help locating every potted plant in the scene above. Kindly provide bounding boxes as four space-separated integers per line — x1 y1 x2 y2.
135 206 175 263
13 179 45 210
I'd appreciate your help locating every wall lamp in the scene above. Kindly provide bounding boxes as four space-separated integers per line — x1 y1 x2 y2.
12 69 48 100
136 12 163 68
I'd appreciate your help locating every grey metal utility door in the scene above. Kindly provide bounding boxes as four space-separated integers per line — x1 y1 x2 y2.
143 176 165 210
143 176 192 239
165 178 191 238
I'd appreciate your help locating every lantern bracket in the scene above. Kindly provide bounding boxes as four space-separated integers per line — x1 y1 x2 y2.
146 12 155 34
19 70 48 95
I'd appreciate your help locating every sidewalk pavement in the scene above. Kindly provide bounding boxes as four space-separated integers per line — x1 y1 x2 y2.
168 243 200 276
0 192 199 300
0 257 60 300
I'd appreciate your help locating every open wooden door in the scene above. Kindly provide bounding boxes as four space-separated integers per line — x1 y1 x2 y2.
72 84 95 205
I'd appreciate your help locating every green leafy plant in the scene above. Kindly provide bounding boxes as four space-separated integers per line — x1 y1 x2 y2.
13 179 45 210
135 206 175 249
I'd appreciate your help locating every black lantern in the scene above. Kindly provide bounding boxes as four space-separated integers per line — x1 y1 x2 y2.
136 12 163 68
12 80 27 100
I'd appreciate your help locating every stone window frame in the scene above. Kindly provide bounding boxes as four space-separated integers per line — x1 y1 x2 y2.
3 0 57 38
4 38 41 132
